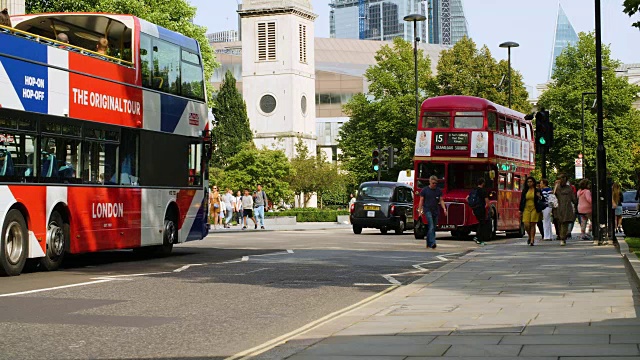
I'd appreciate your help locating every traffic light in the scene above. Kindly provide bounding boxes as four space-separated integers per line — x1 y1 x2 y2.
372 148 380 171
535 110 553 150
380 148 388 169
388 147 397 169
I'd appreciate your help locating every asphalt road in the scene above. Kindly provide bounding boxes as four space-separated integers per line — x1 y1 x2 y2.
0 228 496 360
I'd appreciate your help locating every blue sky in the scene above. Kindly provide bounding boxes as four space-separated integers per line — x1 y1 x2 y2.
192 0 640 89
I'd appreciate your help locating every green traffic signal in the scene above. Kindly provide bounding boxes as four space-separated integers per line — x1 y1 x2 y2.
539 137 546 145
373 164 379 171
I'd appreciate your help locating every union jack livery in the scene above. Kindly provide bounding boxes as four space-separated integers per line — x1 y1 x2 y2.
0 13 210 276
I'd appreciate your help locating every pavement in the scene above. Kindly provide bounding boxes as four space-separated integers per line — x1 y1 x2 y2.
257 232 640 360
209 222 352 233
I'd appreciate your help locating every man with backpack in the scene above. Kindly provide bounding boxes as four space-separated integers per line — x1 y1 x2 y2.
467 178 490 245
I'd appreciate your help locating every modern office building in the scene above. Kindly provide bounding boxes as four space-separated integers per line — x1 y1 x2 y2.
207 30 240 43
548 3 579 79
427 0 468 45
329 0 428 43
0 0 25 15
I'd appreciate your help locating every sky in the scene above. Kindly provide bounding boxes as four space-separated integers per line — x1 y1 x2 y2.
191 0 640 89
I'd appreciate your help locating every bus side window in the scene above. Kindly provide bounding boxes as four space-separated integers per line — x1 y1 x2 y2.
152 38 181 95
487 112 497 131
140 34 153 89
498 115 507 133
188 142 201 186
513 175 521 191
520 123 527 139
498 174 506 190
507 173 514 191
120 129 139 185
527 124 533 141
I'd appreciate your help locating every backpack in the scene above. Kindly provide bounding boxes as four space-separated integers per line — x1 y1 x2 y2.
467 188 483 209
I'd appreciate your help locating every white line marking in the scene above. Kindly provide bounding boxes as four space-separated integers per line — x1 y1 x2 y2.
243 268 270 274
223 285 399 360
174 263 206 273
353 283 393 286
242 256 249 261
249 251 290 257
412 264 427 271
382 274 402 285
91 271 172 279
0 279 113 298
436 255 449 262
287 249 294 253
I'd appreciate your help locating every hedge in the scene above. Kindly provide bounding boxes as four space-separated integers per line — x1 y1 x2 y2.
266 209 349 222
622 217 640 237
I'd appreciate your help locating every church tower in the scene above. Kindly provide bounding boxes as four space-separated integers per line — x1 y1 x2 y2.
238 0 317 158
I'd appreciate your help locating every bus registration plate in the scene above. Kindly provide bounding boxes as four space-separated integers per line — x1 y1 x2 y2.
440 225 455 229
364 206 380 211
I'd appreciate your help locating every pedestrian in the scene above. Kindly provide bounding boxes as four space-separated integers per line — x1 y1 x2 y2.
536 182 544 237
566 180 578 239
349 193 356 207
519 176 543 246
577 179 592 240
466 177 489 245
540 178 554 242
241 189 257 230
417 175 447 249
234 190 243 225
209 185 222 230
254 184 268 230
553 173 578 246
612 182 623 234
222 188 235 229
0 8 11 27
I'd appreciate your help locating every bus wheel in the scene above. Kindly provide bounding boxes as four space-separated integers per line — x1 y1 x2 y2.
40 211 66 271
156 218 176 257
414 221 426 239
0 209 28 276
490 213 498 240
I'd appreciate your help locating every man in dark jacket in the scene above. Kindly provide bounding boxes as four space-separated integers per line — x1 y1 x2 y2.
467 178 490 245
554 173 578 246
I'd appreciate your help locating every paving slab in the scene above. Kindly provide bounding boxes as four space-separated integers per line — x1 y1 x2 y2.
499 334 609 345
442 344 522 357
519 344 640 356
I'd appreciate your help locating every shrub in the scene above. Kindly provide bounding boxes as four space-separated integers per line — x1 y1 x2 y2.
622 217 640 237
266 209 349 222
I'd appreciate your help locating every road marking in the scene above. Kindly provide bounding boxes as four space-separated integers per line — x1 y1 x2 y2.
174 263 206 273
353 283 393 286
223 284 398 360
382 274 402 285
287 249 294 253
436 255 449 262
0 279 112 298
412 264 427 271
91 271 172 279
242 256 249 261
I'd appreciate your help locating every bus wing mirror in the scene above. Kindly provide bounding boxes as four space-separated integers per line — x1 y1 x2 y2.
204 143 212 160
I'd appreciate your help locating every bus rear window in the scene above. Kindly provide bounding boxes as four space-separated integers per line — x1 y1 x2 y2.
422 112 450 129
454 112 484 129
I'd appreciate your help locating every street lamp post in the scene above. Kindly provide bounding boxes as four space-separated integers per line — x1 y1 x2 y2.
404 13 427 127
499 41 520 109
594 0 608 243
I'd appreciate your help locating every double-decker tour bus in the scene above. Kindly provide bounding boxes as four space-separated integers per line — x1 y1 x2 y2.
0 13 210 276
413 96 534 240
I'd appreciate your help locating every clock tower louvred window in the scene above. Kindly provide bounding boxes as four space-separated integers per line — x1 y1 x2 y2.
257 21 276 61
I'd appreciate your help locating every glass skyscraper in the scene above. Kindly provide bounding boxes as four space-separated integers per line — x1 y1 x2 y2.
427 0 468 45
329 0 428 43
549 3 579 79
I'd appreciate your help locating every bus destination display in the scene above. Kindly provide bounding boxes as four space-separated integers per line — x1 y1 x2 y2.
434 132 469 151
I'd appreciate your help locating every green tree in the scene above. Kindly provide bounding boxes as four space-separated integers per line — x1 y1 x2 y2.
26 0 217 101
436 37 531 113
288 140 340 208
211 70 253 167
213 144 293 203
624 0 640 29
537 32 640 188
339 37 435 185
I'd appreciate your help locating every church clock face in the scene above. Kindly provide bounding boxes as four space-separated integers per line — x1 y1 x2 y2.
260 94 277 114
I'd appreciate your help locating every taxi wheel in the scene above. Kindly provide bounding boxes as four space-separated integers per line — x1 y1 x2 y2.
352 225 362 234
380 228 388 235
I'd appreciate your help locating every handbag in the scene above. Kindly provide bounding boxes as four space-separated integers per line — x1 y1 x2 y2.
213 203 219 209
547 193 559 209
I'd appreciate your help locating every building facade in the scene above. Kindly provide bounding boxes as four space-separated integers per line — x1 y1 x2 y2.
427 0 468 45
548 3 578 79
329 0 428 43
207 30 239 43
0 0 25 15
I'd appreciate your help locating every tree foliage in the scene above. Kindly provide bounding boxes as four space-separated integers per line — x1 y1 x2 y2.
212 144 293 203
339 37 435 186
26 0 217 101
211 70 253 167
623 0 640 29
287 140 340 207
537 32 640 188
436 37 531 113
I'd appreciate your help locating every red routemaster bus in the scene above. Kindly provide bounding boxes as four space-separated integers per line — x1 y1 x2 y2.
0 13 210 276
413 96 534 240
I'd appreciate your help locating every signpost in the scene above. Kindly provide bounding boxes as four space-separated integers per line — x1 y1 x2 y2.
575 155 584 180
